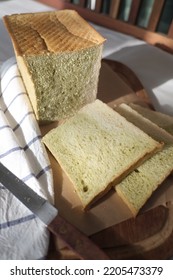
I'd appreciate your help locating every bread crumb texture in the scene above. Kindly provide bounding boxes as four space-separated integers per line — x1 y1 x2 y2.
25 47 102 121
116 145 173 216
43 99 161 209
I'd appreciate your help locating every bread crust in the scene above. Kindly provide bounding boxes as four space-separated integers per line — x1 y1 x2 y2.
3 10 105 56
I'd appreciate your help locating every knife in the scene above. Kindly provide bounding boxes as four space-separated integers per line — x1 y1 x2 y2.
0 162 109 260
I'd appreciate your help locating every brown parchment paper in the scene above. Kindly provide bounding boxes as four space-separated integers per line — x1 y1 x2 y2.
40 61 173 237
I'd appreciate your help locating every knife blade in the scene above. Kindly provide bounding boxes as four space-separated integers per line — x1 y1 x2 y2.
0 162 109 260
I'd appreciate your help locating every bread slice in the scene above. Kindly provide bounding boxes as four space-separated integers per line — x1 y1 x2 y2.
43 99 162 209
114 103 173 216
3 10 105 122
115 104 173 144
129 103 173 135
117 102 173 177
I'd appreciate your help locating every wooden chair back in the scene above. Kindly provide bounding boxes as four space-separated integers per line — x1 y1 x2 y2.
37 0 173 53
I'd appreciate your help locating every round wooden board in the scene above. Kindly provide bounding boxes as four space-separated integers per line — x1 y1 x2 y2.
48 203 173 260
91 203 173 260
46 59 173 260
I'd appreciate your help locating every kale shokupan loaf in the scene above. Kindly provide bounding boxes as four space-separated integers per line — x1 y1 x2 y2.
3 10 105 122
43 99 162 209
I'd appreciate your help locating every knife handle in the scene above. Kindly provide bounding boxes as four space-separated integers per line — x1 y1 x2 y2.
48 214 110 260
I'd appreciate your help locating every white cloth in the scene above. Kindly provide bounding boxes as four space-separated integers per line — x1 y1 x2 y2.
93 24 173 116
0 57 54 259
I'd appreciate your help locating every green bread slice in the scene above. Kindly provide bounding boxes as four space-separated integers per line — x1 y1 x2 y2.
116 144 173 216
43 100 162 209
115 103 173 216
129 103 173 136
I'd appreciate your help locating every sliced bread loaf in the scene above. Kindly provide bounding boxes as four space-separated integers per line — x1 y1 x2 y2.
114 103 173 216
43 99 162 209
3 10 105 122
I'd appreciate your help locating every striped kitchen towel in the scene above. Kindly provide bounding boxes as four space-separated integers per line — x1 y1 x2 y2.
0 57 54 260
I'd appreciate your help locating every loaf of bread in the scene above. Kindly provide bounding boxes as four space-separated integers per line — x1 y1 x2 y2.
43 99 162 209
3 10 105 122
114 103 173 216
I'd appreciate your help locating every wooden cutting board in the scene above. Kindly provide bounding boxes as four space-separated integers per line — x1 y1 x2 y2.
44 59 173 260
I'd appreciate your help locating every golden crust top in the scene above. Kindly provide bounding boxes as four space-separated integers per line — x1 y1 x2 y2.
3 10 105 56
